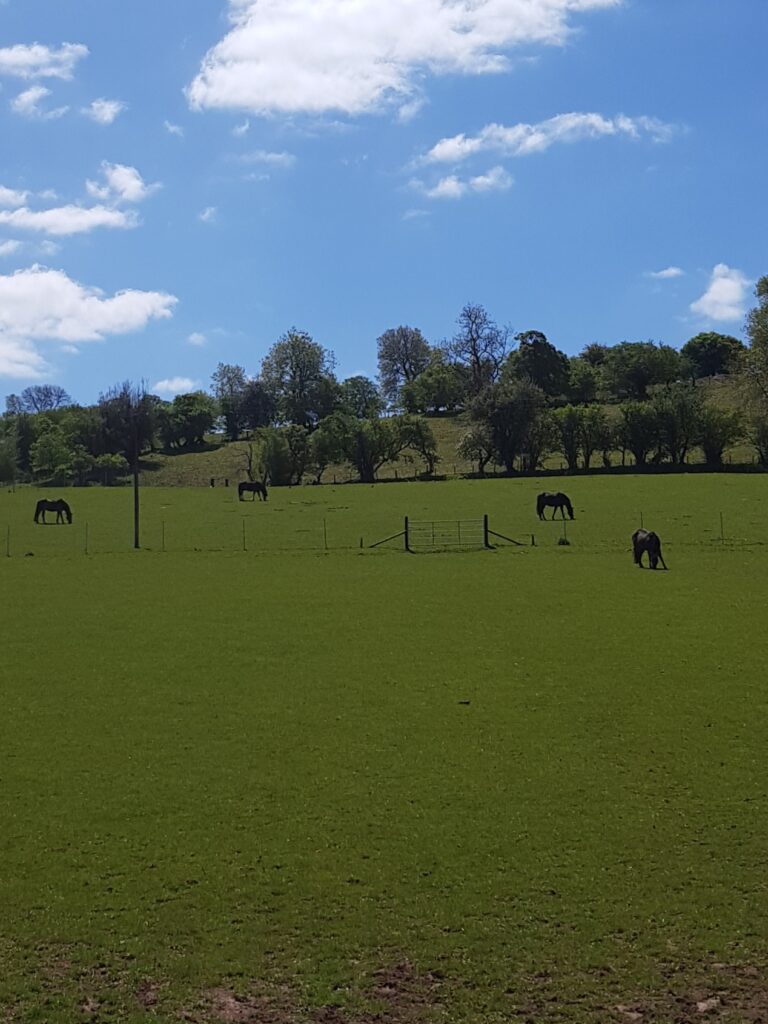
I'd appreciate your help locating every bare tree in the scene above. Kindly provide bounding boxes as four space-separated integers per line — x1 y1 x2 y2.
17 384 72 412
449 304 508 396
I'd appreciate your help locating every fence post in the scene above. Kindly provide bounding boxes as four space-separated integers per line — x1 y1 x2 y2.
483 514 491 548
531 533 536 547
6 524 10 557
404 516 411 552
323 517 328 552
720 512 725 544
84 522 89 556
162 520 166 552
242 518 247 552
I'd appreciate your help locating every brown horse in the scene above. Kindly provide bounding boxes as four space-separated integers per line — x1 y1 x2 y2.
632 528 668 570
34 498 73 524
238 480 268 502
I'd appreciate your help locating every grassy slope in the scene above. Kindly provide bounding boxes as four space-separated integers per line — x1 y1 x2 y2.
1 475 768 1021
139 377 755 488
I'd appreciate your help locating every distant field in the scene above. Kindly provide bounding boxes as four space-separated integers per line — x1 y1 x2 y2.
1 475 767 1022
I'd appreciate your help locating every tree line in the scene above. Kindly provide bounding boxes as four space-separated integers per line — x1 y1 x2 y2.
2 279 768 486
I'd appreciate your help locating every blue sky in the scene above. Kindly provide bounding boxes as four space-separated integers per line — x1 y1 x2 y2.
0 0 765 404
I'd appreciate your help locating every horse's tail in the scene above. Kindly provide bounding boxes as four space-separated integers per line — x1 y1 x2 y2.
262 482 268 500
535 493 544 515
33 502 40 523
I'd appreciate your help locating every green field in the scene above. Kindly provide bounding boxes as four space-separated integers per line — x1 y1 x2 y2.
1 475 767 1022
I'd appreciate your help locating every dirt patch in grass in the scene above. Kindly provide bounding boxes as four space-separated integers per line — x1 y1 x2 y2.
610 961 768 1024
189 959 445 1023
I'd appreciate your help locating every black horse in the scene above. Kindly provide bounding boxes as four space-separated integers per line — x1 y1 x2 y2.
238 480 268 502
34 498 73 524
632 528 668 570
536 492 574 520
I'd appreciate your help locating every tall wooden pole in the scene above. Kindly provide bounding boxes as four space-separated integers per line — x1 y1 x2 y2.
133 413 140 549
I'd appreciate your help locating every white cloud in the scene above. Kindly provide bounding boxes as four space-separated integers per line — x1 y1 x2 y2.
187 0 619 117
187 331 206 346
85 162 160 204
11 85 68 119
690 264 751 322
233 118 250 136
0 240 21 257
415 165 513 200
0 185 28 208
0 265 177 379
83 98 126 124
199 206 217 223
164 120 184 137
0 205 137 236
421 112 675 165
153 376 199 395
0 42 88 80
647 266 684 280
239 149 296 167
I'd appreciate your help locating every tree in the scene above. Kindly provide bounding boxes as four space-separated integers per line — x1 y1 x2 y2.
619 402 659 466
160 392 217 448
449 304 508 396
457 423 495 476
579 405 610 470
680 332 745 379
602 342 680 400
470 380 550 473
29 421 73 481
17 384 72 413
0 436 17 483
240 378 277 431
95 453 129 486
211 362 248 440
567 357 599 404
99 381 154 548
70 446 96 486
260 329 338 427
308 414 348 483
649 383 702 464
376 326 431 404
744 276 768 408
400 360 466 415
336 415 419 483
553 405 582 471
507 331 570 397
339 376 384 419
579 343 609 367
400 416 439 476
696 407 742 466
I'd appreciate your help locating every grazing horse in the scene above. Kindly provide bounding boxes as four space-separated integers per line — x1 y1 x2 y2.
34 498 73 524
632 528 668 570
238 480 268 502
536 492 574 520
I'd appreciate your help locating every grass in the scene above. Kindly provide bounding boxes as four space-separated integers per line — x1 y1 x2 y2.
1 474 768 1022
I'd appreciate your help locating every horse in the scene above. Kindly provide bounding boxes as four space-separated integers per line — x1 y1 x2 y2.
238 480 268 502
34 498 73 524
632 528 668 570
536 492 574 520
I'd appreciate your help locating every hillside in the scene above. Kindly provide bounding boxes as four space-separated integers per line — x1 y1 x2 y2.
139 378 756 487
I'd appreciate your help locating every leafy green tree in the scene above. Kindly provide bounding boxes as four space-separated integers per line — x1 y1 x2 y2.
401 360 466 414
567 357 599 404
553 405 582 471
240 378 277 431
649 383 702 464
307 414 348 483
696 407 742 466
99 381 157 461
681 332 745 379
260 329 338 427
457 423 495 476
376 326 431 404
335 415 420 483
470 379 550 473
400 415 439 476
602 342 680 399
449 304 508 396
619 402 660 466
744 276 768 408
30 421 73 481
70 446 96 486
339 376 383 419
0 437 17 483
507 331 570 397
211 362 248 440
580 343 609 367
165 392 217 447
95 453 129 486
579 405 610 469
